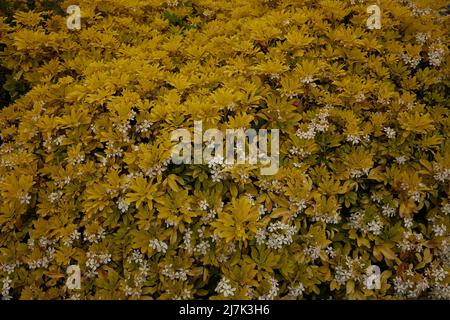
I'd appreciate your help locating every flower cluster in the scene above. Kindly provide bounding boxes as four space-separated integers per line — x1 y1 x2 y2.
0 0 448 300
255 222 297 250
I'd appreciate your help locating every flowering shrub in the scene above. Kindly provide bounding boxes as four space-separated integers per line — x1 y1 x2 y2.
0 0 449 300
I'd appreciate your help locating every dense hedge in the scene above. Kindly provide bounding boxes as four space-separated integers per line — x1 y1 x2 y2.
0 0 449 300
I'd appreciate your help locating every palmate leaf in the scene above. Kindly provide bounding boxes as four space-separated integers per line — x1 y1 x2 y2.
126 176 160 210
0 0 448 301
211 197 258 246
398 111 435 135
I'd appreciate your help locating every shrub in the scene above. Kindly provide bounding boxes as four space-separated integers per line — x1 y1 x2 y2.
0 0 449 299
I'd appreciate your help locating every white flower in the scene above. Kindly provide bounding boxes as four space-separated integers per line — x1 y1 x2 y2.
148 239 168 254
334 256 365 286
367 219 383 235
167 0 179 7
215 277 236 297
428 266 447 283
303 245 321 261
1 277 12 299
441 204 450 216
409 191 421 203
430 284 450 299
296 127 316 140
300 76 314 84
48 191 63 203
395 156 408 164
117 197 129 213
346 134 361 145
350 168 370 179
68 153 85 165
259 277 279 300
335 265 353 285
258 221 297 250
182 229 193 253
136 120 152 133
226 102 235 111
258 204 267 219
291 199 307 217
432 224 447 237
355 92 366 102
255 228 267 245
295 107 331 140
434 164 450 182
371 193 383 203
39 236 50 248
403 217 413 228
415 32 429 45
428 44 445 67
201 209 217 224
194 240 210 255
173 288 192 300
127 250 144 265
144 162 167 178
382 204 396 218
400 53 421 68
85 251 111 278
397 231 424 253
68 293 81 300
199 200 209 211
383 127 396 139
288 283 305 297
162 264 188 281
19 192 31 205
289 146 299 155
269 73 280 80
349 211 384 235
63 230 81 247
84 228 106 244
245 193 255 205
